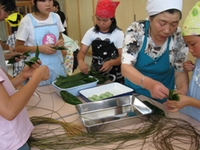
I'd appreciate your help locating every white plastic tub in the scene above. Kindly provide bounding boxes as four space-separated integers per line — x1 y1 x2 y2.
79 82 134 102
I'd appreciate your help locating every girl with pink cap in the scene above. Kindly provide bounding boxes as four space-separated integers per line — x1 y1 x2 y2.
77 0 124 83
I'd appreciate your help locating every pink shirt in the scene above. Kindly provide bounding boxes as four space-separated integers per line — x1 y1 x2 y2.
0 67 34 150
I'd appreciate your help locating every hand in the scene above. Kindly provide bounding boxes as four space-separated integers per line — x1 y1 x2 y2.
164 94 189 112
21 60 42 79
39 45 56 55
183 60 195 72
100 61 112 72
78 62 88 74
148 80 169 100
34 65 50 81
54 39 64 47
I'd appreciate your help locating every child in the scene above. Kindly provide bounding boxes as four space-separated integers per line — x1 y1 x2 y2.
15 0 67 86
52 0 67 35
0 1 50 150
165 2 200 122
5 12 25 77
77 0 124 83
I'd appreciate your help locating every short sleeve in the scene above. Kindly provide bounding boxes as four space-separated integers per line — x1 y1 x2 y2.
122 21 145 65
81 27 94 46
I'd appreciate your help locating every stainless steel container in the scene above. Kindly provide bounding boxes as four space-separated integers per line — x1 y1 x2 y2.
76 95 152 132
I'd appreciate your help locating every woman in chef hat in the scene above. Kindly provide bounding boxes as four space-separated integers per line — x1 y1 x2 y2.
77 0 124 83
121 0 189 103
165 2 200 122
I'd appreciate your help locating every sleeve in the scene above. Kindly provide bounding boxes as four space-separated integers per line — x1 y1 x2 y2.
114 30 124 49
121 22 145 65
0 68 4 82
81 28 94 46
172 27 189 72
16 15 32 42
54 13 65 32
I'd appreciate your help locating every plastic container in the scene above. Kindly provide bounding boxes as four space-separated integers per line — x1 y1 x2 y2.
52 79 99 96
79 82 134 102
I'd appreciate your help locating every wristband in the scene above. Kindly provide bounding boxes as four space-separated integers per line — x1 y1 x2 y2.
141 76 146 88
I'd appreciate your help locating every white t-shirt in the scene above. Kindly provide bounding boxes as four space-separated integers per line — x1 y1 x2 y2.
16 12 64 46
81 27 124 49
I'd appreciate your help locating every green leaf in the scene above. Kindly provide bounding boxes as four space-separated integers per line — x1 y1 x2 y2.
169 90 180 101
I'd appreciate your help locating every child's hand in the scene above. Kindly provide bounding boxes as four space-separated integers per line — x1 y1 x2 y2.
183 60 195 72
79 61 88 74
22 60 42 79
164 94 189 112
34 65 50 81
39 45 56 55
100 61 112 72
54 39 64 47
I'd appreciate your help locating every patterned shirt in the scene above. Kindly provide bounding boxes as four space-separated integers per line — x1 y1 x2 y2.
122 20 188 72
6 31 25 77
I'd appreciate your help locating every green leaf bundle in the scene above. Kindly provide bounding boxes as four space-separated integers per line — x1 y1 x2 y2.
7 50 31 64
25 45 40 67
169 90 180 101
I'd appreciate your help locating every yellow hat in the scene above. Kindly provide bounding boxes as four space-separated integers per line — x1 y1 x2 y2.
182 2 200 36
5 13 23 27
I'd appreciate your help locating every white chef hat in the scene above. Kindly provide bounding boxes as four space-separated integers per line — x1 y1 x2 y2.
146 0 182 16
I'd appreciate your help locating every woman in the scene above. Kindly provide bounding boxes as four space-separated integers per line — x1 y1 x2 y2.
15 0 66 86
121 0 189 103
77 0 124 83
165 2 200 122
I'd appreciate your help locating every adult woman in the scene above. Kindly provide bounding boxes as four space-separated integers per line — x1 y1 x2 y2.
121 0 189 103
15 0 66 86
77 0 124 83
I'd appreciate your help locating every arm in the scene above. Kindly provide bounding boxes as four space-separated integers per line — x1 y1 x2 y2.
174 71 189 95
165 94 200 112
0 63 49 120
121 64 169 99
55 32 66 57
100 48 122 72
77 44 90 74
15 40 56 55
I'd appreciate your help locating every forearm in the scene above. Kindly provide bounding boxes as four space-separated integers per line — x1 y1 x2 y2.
109 56 121 66
121 64 144 86
2 72 42 120
15 44 37 53
11 72 26 88
188 97 200 109
77 51 86 64
4 53 16 60
175 71 189 94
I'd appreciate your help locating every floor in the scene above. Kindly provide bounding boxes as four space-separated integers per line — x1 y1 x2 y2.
6 55 92 76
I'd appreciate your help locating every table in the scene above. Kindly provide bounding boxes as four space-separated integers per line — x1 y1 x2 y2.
29 85 200 150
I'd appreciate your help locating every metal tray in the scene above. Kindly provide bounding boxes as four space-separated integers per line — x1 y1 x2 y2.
76 95 152 132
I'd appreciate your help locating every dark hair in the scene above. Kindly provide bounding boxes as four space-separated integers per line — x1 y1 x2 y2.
94 18 121 34
150 9 182 20
53 0 60 11
0 0 16 12
34 0 51 12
